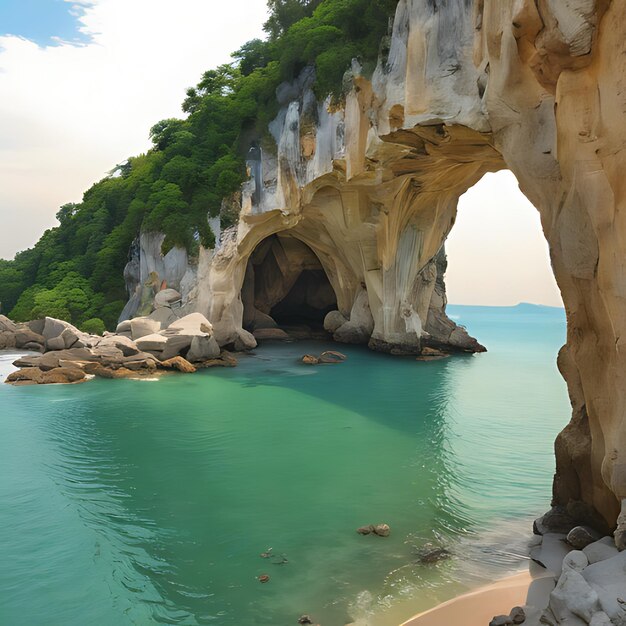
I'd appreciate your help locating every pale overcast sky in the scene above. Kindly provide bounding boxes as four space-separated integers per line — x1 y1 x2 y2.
0 0 562 307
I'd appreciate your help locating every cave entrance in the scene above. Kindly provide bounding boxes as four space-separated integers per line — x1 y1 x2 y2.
242 234 337 337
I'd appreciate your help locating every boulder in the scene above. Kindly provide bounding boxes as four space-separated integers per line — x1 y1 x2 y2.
562 550 589 572
130 317 161 340
489 616 512 626
333 322 370 345
373 524 390 537
92 344 126 364
22 342 45 352
42 367 86 384
253 328 290 341
234 329 257 351
534 507 577 536
14 327 45 349
7 368 45 384
89 365 145 379
158 331 194 360
26 319 45 335
42 317 79 342
0 331 17 350
46 336 67 351
583 537 620 564
154 288 181 308
530 533 571 576
582 550 626 621
550 569 601 623
115 320 132 334
97 335 140 357
187 335 220 362
349 289 375 334
509 607 526 624
196 352 238 368
159 356 196 373
0 314 17 333
148 306 178 329
59 327 80 349
251 309 278 330
302 354 320 365
5 366 85 385
324 310 347 333
135 333 168 353
568 526 602 550
357 525 375 535
14 348 97 370
169 312 213 335
119 357 158 372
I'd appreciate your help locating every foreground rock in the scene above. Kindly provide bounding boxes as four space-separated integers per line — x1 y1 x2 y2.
500 531 626 626
301 351 347 365
6 366 86 385
356 523 390 537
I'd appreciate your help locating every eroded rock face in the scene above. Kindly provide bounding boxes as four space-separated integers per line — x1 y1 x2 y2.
114 1 626 530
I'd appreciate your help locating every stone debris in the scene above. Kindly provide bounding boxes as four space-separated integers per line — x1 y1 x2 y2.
356 524 390 537
415 543 451 564
3 313 233 385
502 528 626 626
566 526 602 550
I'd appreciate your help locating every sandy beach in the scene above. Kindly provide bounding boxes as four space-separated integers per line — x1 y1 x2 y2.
400 569 547 626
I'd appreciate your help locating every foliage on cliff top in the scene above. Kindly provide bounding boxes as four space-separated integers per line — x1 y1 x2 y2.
0 0 398 329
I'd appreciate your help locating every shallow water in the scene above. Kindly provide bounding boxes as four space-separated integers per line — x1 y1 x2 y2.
0 304 568 626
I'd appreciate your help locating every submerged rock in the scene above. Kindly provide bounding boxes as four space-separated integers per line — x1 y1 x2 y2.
318 351 347 364
258 574 270 583
373 524 390 537
357 523 390 537
415 543 451 564
301 354 320 365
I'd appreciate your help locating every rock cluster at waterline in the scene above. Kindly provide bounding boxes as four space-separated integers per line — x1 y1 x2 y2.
1 314 235 385
500 520 626 626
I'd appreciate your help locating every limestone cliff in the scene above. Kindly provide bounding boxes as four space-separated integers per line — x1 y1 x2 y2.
121 1 626 534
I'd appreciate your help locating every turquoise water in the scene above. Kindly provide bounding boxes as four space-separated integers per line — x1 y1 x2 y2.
0 305 568 626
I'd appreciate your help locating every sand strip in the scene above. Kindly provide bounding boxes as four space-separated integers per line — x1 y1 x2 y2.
400 571 534 626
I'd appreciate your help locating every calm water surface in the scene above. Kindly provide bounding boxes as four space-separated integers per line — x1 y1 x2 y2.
0 304 568 626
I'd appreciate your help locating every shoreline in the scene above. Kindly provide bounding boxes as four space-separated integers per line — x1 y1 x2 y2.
399 570 534 626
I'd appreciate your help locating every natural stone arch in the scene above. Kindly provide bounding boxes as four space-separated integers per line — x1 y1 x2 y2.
186 0 626 534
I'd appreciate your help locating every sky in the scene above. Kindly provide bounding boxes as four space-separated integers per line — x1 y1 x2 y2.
0 0 562 307
446 171 563 307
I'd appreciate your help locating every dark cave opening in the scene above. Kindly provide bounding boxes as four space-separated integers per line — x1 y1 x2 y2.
242 234 337 335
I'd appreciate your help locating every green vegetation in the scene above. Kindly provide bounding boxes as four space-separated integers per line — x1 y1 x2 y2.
0 0 397 329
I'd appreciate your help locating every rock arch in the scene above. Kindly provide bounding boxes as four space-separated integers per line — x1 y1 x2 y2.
185 0 626 533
